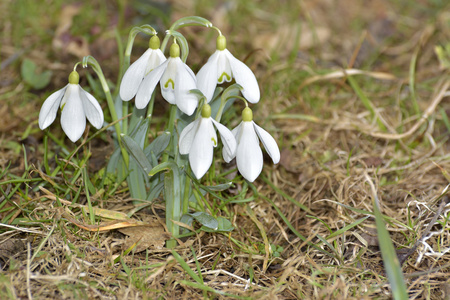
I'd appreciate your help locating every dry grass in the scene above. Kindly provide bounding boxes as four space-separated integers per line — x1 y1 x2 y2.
1 0 450 299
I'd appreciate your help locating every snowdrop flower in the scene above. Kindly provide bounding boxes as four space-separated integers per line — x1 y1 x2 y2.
224 107 280 182
135 43 198 115
196 35 260 103
179 104 236 179
120 35 166 101
39 71 104 143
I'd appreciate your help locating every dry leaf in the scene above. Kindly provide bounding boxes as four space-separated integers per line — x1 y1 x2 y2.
62 212 148 231
52 4 90 57
119 223 170 252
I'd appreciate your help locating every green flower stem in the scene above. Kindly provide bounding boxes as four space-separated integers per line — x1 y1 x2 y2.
215 95 248 122
119 25 156 136
82 56 129 167
161 104 179 247
215 96 227 123
161 104 178 163
146 92 156 124
123 25 157 76
122 99 128 135
182 174 190 215
165 170 179 249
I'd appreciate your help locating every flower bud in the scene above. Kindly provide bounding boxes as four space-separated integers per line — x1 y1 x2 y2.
216 35 226 51
149 35 160 50
242 107 253 122
201 104 211 118
170 43 180 58
68 71 80 84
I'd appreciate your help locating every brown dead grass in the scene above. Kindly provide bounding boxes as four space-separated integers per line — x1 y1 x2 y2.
1 0 450 299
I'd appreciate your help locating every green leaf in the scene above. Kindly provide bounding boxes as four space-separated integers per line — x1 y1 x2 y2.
121 135 153 175
373 201 408 299
171 251 203 284
129 117 150 148
189 211 218 230
200 182 233 192
21 59 52 90
180 214 194 227
144 131 171 159
216 216 234 232
435 44 450 70
366 175 408 300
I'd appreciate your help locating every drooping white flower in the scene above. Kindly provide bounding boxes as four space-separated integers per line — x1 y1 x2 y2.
224 107 280 182
39 71 104 143
120 35 166 101
135 43 198 115
179 104 236 179
196 35 260 103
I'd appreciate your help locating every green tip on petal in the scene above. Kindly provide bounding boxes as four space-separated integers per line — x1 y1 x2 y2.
68 71 79 84
242 107 253 122
216 35 226 51
170 43 180 58
201 104 211 118
149 35 160 49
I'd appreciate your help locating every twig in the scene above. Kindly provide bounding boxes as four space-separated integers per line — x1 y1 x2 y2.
26 242 32 300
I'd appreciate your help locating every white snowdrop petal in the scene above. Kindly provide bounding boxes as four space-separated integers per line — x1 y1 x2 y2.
146 49 167 74
79 88 104 129
217 50 232 83
189 119 214 179
135 60 168 109
231 122 242 140
39 85 67 130
179 118 201 154
253 122 280 164
225 49 260 103
236 122 263 182
120 49 152 101
160 58 179 104
175 63 198 116
212 119 236 163
196 51 219 102
223 122 242 161
207 118 218 148
60 87 86 142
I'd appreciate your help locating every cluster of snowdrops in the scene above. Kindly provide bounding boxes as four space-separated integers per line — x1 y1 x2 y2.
37 17 280 244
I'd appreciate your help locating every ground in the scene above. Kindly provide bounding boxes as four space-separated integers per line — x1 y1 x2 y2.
1 0 450 299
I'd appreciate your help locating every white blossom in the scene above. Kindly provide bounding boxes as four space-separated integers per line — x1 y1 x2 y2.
197 35 260 103
179 104 236 179
120 36 166 101
135 43 197 115
224 108 279 182
39 71 103 142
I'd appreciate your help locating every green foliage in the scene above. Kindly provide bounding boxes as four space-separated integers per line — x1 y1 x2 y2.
435 43 450 70
21 59 52 90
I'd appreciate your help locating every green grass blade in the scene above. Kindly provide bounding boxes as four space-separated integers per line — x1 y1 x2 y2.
366 174 408 300
171 250 202 284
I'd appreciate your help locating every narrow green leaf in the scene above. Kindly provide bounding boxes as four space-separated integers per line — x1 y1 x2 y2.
325 216 370 240
200 182 233 192
366 175 408 300
189 211 218 230
171 250 202 283
144 131 171 159
347 76 386 131
121 135 153 175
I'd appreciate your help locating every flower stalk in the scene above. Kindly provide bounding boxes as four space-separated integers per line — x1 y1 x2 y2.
82 56 129 166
